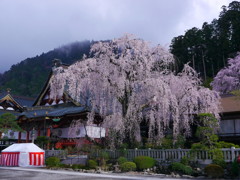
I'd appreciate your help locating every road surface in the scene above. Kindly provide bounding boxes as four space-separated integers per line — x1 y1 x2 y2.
0 167 185 180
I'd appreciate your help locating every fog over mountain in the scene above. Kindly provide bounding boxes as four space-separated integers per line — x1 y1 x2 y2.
0 0 232 73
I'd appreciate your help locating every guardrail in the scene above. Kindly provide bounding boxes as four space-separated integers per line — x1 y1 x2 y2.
45 150 67 159
92 147 240 162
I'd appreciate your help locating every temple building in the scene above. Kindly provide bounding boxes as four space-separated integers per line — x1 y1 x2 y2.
218 94 240 143
0 89 34 150
0 60 105 150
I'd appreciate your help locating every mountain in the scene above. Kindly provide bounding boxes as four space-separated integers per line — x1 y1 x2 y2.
0 40 93 97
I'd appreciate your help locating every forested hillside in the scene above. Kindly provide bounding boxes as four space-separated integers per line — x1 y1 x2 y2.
170 1 240 83
0 40 93 97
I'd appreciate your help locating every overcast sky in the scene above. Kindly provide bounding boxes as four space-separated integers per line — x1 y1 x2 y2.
0 0 233 73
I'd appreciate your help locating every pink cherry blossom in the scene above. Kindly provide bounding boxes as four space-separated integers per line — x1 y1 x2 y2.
50 34 220 146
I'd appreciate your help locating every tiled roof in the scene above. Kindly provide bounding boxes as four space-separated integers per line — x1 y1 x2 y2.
11 95 34 107
19 105 87 118
0 92 34 107
0 110 21 116
220 95 240 113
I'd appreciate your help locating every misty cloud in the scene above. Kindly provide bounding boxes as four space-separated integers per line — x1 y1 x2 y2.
0 0 232 72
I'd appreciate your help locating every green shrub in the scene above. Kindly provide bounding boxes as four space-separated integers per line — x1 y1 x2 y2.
204 164 224 178
107 159 117 165
97 151 109 167
216 141 240 148
87 159 97 169
180 156 189 165
58 163 65 168
78 164 86 169
212 159 226 168
71 164 86 170
231 159 240 177
71 164 79 170
58 163 71 168
120 162 136 172
117 157 128 165
160 135 173 149
133 156 155 170
35 136 49 149
45 157 60 167
171 162 193 175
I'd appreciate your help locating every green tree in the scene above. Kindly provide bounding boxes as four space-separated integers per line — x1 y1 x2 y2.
191 113 225 166
0 113 22 135
170 1 240 81
194 113 219 148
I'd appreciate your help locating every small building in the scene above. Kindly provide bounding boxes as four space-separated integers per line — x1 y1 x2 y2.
218 94 240 143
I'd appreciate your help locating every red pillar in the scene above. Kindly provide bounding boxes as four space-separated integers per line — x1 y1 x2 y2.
18 132 21 143
38 129 41 137
47 128 51 149
26 131 29 143
47 128 51 137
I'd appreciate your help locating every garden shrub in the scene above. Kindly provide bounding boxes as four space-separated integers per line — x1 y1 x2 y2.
212 159 226 168
87 159 97 169
157 163 172 174
133 156 155 170
107 158 117 165
216 141 240 148
180 156 189 165
58 163 71 168
35 136 49 149
231 159 240 177
71 164 79 170
45 157 60 167
120 162 136 172
159 136 173 149
119 148 127 157
171 162 193 175
97 151 109 167
72 164 86 170
204 164 224 178
209 148 226 168
117 157 128 165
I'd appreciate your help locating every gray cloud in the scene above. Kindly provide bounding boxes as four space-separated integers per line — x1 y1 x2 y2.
0 0 232 72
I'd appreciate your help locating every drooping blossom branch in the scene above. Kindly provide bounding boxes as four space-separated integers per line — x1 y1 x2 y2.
50 34 220 146
212 53 240 94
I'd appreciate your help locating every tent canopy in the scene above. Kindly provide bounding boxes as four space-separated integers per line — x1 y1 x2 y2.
1 143 45 167
2 143 44 153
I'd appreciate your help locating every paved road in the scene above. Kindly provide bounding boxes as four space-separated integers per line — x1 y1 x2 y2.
0 167 179 180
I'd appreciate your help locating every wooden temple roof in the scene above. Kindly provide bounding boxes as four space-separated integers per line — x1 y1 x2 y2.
220 94 240 114
32 60 79 107
19 103 88 119
0 91 34 116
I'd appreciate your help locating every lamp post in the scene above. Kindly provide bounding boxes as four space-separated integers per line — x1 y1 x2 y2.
31 127 35 143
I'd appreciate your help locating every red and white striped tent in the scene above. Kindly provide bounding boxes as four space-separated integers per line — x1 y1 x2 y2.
0 143 45 167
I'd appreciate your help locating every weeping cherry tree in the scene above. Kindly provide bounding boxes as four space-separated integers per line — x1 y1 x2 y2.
212 53 240 94
50 34 220 147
